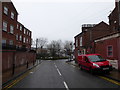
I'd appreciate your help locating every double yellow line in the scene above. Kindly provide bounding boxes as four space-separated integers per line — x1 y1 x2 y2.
66 62 120 86
2 69 32 89
99 76 120 86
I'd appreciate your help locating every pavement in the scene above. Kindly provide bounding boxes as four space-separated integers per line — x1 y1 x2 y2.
66 60 120 82
2 59 41 88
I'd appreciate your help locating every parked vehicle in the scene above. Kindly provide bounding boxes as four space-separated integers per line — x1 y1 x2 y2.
77 54 112 73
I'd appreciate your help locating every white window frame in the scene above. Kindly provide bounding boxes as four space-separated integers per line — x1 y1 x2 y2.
2 39 7 45
27 38 28 43
80 37 82 46
16 34 18 40
24 28 26 34
19 35 22 41
76 39 78 47
3 21 7 31
11 12 14 19
4 6 8 15
23 37 26 43
20 25 22 31
10 25 14 34
17 24 19 29
9 40 14 45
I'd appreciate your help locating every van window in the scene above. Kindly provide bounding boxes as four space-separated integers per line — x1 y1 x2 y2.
87 55 106 62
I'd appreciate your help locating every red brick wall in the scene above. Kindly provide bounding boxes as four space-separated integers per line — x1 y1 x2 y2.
2 51 36 72
118 37 120 71
95 38 118 60
109 1 119 32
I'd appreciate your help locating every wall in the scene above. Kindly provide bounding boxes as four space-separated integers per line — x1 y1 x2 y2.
118 37 120 71
2 50 36 83
95 37 119 69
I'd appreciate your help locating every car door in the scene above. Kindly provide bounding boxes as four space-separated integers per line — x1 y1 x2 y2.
83 56 91 70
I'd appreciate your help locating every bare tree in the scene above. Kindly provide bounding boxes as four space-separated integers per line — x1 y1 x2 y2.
64 41 73 60
37 37 48 49
64 41 73 52
47 40 63 57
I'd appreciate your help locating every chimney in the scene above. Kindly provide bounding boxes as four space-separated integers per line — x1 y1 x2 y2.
115 0 119 8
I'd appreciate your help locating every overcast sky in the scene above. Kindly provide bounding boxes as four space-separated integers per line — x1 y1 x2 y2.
12 0 115 42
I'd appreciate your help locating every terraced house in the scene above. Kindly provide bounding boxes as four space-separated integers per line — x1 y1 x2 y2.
2 2 36 83
2 2 32 50
74 0 120 71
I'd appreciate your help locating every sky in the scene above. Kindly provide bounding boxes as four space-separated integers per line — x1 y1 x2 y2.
11 0 115 43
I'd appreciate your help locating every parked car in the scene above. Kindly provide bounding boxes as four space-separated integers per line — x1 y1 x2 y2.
77 54 112 73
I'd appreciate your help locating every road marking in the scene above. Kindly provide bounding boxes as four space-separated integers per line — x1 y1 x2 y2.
99 76 120 86
57 68 62 76
3 69 33 89
30 72 33 74
66 62 120 86
63 81 69 90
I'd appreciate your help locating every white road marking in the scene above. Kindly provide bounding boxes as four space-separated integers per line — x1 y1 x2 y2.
63 81 69 90
57 68 62 76
54 63 62 76
30 72 33 74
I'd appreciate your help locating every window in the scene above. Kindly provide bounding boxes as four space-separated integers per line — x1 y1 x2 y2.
3 21 7 31
29 32 30 36
4 6 8 15
19 35 22 41
80 37 82 46
107 46 113 57
11 12 14 19
26 38 28 43
2 39 6 45
16 34 18 40
9 40 13 45
27 31 29 35
76 39 78 47
17 24 19 29
24 28 26 34
10 25 14 34
20 25 22 31
23 37 26 43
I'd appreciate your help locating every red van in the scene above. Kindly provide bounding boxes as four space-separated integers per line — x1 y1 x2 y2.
78 54 112 73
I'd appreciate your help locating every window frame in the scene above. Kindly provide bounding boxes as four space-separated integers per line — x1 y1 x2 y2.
10 25 14 34
20 25 22 31
107 45 113 57
2 21 7 31
9 40 14 45
2 39 7 45
19 35 22 41
11 12 15 19
4 6 8 15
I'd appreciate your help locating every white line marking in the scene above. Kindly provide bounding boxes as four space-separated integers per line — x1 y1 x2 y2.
57 68 62 76
54 64 57 68
63 81 69 90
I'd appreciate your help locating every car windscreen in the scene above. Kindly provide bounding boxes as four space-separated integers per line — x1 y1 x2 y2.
87 55 106 62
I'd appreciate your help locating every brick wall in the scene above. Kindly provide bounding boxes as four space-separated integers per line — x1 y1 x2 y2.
2 51 36 83
95 38 118 60
118 37 120 71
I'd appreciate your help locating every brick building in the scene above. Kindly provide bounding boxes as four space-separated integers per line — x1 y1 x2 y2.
74 21 111 61
74 0 120 70
109 0 120 32
2 2 32 50
2 2 36 84
94 0 120 70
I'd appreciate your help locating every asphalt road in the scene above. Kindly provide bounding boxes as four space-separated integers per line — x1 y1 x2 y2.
10 60 119 89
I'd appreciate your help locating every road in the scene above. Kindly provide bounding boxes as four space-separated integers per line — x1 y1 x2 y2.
7 60 120 89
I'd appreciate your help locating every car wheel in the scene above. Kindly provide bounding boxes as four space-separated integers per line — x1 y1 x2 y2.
90 69 94 74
